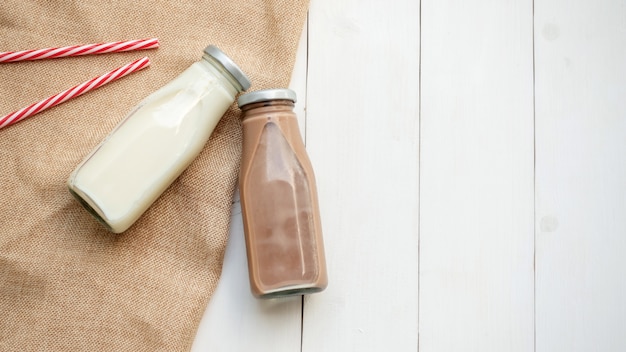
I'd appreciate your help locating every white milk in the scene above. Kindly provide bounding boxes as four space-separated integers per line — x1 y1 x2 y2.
68 47 250 233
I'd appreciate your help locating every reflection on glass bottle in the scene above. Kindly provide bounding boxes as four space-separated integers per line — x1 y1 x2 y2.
67 46 250 233
239 89 327 298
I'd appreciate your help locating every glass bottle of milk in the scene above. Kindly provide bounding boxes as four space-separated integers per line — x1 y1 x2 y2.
238 89 328 298
68 45 250 233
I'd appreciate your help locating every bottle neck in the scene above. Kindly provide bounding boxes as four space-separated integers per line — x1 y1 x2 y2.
200 54 245 93
240 100 296 119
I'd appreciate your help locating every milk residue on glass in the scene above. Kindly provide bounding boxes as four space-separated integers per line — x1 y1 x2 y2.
68 45 250 233
238 88 328 298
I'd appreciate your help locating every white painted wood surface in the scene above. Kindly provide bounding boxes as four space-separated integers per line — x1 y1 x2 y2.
303 0 420 350
419 0 535 351
534 0 626 351
193 0 626 350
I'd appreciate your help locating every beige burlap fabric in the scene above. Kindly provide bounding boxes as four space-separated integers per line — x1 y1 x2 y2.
0 1 308 350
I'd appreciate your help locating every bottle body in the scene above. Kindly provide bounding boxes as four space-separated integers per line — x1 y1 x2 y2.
68 47 249 233
239 91 327 298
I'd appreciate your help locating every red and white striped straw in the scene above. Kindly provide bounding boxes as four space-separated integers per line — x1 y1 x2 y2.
0 38 158 63
0 57 150 130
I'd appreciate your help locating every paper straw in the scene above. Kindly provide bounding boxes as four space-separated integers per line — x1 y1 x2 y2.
0 57 150 130
0 38 158 63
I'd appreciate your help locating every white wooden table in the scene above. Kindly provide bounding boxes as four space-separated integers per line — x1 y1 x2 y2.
192 0 626 350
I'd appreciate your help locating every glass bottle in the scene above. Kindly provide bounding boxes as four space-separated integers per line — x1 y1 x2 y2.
238 88 328 298
68 45 250 233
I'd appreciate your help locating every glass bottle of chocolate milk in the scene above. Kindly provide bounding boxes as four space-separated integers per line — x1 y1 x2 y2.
238 89 327 298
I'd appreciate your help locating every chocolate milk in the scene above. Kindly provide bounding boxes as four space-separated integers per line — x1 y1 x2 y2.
238 89 327 298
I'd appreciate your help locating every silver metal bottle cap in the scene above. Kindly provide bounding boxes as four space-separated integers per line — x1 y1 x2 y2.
237 88 297 107
203 45 251 91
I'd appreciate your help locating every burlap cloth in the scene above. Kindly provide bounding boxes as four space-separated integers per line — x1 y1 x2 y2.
0 1 308 350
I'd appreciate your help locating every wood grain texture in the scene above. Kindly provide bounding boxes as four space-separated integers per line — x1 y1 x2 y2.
302 0 420 350
419 0 535 351
534 0 626 350
191 1 626 350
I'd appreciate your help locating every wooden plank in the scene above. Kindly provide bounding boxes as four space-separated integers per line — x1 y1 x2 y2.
535 0 626 350
419 0 535 351
302 0 420 350
190 22 309 352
